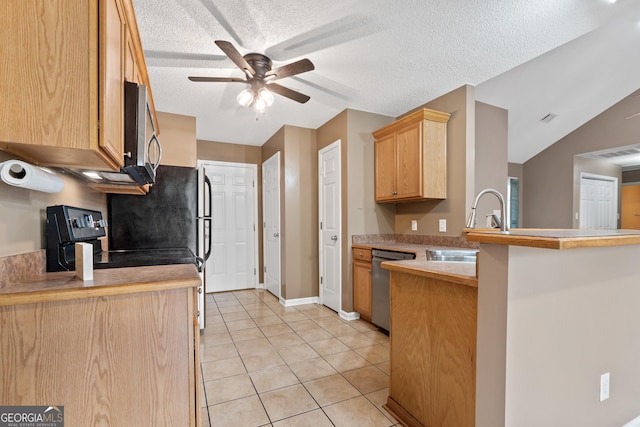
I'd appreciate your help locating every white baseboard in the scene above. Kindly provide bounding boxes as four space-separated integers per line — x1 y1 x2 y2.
340 310 360 321
622 415 640 427
279 296 320 307
255 282 265 289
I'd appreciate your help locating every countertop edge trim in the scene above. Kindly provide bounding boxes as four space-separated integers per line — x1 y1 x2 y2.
383 262 478 287
0 278 200 307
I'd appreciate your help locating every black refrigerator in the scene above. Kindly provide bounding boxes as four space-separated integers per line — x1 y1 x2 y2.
108 165 209 329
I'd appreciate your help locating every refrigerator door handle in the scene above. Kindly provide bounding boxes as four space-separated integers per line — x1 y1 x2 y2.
204 174 213 261
204 218 212 261
204 174 212 218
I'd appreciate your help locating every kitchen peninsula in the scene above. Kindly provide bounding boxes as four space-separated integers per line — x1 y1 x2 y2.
380 229 640 427
0 264 201 426
466 229 640 427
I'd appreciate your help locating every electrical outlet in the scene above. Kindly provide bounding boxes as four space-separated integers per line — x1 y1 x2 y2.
411 220 418 231
438 219 446 233
600 372 610 402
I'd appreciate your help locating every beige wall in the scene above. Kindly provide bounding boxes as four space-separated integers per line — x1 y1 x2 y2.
476 243 640 427
316 109 396 311
260 126 318 301
474 102 508 224
622 169 640 184
283 126 318 300
0 151 106 257
156 111 197 167
395 85 476 235
197 140 262 165
505 245 640 426
523 89 640 228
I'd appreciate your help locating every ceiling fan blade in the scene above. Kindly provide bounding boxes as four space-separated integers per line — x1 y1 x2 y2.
215 40 255 76
188 77 246 83
265 58 314 81
267 83 310 104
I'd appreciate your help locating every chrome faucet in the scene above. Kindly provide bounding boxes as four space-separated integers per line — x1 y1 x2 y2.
466 188 508 231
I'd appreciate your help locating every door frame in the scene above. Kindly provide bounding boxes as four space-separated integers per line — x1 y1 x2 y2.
197 159 260 289
318 139 342 312
262 152 282 298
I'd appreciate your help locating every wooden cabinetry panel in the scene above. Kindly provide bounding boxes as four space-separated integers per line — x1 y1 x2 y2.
100 0 125 167
388 271 477 427
0 287 199 426
375 135 396 201
395 121 422 199
621 185 640 229
373 108 450 203
0 0 157 176
353 247 372 263
353 247 372 321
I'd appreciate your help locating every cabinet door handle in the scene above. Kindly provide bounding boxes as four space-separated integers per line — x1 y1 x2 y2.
391 191 398 196
367 269 371 273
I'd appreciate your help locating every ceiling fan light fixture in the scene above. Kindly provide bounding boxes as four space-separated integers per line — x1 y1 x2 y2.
258 88 275 107
237 88 254 108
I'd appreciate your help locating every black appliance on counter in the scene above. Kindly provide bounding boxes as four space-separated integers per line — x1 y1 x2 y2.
45 204 198 272
107 165 209 329
108 165 198 252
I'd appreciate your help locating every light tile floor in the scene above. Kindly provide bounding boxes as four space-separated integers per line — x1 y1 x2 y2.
200 288 400 427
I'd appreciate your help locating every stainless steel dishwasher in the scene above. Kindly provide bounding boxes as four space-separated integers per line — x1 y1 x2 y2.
371 249 416 331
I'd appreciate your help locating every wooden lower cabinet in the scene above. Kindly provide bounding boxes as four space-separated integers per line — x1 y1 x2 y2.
353 247 372 321
0 280 200 426
386 270 477 427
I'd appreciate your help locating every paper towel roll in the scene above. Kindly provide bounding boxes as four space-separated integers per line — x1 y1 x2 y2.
0 160 64 193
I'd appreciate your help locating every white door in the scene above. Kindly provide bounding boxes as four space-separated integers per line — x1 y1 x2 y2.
579 173 618 229
262 152 281 298
203 161 258 292
319 140 342 313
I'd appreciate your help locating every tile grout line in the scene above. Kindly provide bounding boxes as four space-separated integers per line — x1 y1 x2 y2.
202 289 395 426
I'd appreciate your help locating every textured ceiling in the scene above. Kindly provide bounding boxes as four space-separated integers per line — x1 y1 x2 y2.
133 0 640 163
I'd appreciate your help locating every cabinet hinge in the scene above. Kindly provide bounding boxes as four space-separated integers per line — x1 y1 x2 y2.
264 266 267 273
320 276 323 285
96 120 100 130
320 221 323 230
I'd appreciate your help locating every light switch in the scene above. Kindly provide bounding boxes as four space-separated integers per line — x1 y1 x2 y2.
438 219 446 232
600 372 610 401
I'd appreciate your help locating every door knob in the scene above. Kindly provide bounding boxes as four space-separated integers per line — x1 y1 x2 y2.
274 232 280 238
331 235 338 241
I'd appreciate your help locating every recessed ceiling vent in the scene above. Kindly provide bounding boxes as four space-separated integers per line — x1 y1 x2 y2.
591 147 640 159
540 113 556 123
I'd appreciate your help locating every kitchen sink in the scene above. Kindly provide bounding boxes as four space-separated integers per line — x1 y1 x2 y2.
426 249 478 263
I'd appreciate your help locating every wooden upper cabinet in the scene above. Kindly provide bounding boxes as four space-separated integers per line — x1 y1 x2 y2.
100 0 126 168
373 108 450 203
0 0 156 173
374 135 396 201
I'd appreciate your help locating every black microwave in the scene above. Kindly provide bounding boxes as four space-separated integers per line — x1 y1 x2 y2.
123 81 161 185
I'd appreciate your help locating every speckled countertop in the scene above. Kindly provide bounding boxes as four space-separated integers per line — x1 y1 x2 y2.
352 235 478 287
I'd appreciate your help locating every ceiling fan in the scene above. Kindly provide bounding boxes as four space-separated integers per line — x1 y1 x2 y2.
188 40 314 109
